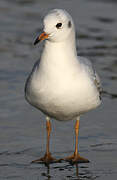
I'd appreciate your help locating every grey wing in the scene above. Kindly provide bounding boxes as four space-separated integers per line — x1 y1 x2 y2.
94 71 102 95
78 56 102 97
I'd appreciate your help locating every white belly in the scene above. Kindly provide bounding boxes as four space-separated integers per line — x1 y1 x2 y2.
25 68 101 121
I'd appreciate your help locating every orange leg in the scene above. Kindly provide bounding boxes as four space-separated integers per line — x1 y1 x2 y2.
64 119 89 164
32 117 61 164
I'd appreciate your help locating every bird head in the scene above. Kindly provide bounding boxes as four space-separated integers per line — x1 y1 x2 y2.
34 9 75 45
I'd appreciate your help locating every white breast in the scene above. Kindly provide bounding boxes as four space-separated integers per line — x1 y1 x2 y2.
25 55 101 121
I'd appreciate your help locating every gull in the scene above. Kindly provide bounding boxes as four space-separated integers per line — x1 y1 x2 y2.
25 9 102 164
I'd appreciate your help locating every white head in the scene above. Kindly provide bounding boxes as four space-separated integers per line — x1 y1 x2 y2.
34 9 75 45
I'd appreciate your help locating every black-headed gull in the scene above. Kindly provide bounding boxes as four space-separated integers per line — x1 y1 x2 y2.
25 9 102 164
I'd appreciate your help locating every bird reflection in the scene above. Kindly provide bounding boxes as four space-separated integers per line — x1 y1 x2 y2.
76 164 79 178
46 165 51 180
42 163 92 180
44 163 80 180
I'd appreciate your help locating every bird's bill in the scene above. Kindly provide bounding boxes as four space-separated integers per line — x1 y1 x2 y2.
34 32 49 45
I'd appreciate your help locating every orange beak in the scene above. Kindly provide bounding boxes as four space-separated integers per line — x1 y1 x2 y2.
34 32 49 45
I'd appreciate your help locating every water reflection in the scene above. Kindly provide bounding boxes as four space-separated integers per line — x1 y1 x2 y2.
40 163 97 180
1 0 117 179
95 17 115 24
41 165 51 180
102 90 117 99
88 0 117 3
5 0 37 5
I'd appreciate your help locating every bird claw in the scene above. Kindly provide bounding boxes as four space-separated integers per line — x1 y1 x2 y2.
31 152 62 165
63 153 89 164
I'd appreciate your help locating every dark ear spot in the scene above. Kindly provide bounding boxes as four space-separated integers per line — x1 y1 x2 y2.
68 21 71 28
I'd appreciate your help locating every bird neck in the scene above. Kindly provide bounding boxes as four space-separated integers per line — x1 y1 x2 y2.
38 31 81 76
43 31 77 61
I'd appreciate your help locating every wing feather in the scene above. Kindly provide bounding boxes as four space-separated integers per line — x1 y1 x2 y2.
78 56 102 97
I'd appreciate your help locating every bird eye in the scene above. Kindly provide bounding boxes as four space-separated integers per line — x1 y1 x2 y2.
56 23 62 29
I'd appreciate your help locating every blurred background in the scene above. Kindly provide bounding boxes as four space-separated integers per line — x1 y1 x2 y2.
0 0 117 179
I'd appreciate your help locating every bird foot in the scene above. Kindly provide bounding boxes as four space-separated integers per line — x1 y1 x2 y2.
31 152 61 164
63 153 89 164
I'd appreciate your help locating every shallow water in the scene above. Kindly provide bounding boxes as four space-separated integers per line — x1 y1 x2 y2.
0 0 117 179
